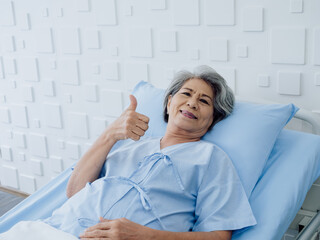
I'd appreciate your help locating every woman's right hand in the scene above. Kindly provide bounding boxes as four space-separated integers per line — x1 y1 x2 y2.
107 94 149 142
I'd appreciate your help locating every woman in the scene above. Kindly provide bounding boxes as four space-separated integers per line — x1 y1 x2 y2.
1 66 256 240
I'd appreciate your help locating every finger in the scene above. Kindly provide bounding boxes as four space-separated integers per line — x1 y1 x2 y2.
131 126 145 137
137 113 149 124
135 120 149 131
85 222 111 232
127 94 137 111
80 229 109 238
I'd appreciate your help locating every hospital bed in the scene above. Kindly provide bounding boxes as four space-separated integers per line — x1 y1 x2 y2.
0 81 320 240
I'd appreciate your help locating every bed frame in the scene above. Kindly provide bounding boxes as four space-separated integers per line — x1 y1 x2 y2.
291 111 320 239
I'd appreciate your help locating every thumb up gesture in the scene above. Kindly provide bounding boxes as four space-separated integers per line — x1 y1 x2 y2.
107 95 149 142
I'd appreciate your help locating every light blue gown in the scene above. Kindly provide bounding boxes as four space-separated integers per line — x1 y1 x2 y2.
44 137 256 237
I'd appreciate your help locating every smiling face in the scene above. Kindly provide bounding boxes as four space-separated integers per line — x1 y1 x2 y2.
166 78 215 139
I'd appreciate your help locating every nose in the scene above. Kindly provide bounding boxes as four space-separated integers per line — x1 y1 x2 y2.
187 97 198 110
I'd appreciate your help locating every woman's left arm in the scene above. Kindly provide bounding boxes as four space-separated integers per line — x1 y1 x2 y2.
79 217 231 240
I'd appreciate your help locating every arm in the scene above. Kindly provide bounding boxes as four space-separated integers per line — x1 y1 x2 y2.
66 95 149 198
80 217 231 240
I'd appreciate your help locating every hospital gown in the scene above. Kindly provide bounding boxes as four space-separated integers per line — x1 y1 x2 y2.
44 136 256 237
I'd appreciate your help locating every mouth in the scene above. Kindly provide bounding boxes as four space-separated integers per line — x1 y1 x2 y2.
180 110 197 119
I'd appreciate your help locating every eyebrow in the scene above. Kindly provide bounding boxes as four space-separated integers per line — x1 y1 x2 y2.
182 87 213 102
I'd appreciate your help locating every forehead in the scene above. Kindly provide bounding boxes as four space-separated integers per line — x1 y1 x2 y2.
180 78 214 97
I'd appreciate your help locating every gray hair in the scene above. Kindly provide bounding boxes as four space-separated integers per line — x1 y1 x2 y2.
163 65 235 131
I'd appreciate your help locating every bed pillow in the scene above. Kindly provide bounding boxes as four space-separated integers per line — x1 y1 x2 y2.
232 129 320 239
133 81 298 197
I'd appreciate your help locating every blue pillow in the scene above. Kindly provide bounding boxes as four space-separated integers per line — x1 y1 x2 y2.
232 129 320 239
133 81 298 197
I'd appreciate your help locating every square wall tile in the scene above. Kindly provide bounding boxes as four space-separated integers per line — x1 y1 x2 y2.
173 0 199 25
130 27 153 58
0 166 19 189
209 39 228 62
271 27 305 64
205 0 234 26
277 71 301 95
242 6 264 32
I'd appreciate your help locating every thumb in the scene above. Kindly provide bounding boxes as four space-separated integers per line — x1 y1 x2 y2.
99 217 110 222
127 94 137 111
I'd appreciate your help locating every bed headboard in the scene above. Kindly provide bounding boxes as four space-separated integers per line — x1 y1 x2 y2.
235 95 320 135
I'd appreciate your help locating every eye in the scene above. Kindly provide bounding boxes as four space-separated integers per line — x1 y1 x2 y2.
200 99 209 105
182 92 191 96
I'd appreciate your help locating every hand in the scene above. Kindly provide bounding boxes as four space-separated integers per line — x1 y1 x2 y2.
107 95 149 142
79 217 153 240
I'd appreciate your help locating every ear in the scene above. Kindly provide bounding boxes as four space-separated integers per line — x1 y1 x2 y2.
167 95 172 114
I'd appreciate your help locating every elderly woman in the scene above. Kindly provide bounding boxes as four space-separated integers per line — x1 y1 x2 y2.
1 66 256 240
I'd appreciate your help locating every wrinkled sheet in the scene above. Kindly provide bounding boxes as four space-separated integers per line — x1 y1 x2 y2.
0 221 78 240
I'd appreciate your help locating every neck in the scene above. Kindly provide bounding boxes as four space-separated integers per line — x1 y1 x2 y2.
160 132 201 150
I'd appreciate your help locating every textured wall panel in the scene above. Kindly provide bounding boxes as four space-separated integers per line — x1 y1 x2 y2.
66 142 81 160
237 45 248 58
4 58 16 75
50 156 63 173
209 39 228 62
29 133 48 158
3 35 15 52
104 61 119 80
125 63 149 90
277 71 301 95
44 103 63 128
60 27 81 54
85 83 98 101
17 152 26 161
189 49 199 60
30 159 43 176
76 0 90 12
92 117 108 136
271 27 305 64
0 57 4 78
13 132 27 148
0 1 15 26
19 57 39 82
69 112 89 139
85 30 100 49
101 90 123 117
35 27 54 53
242 6 264 32
0 166 18 189
60 59 80 85
160 30 177 52
173 0 199 26
22 85 34 102
1 146 12 161
17 13 31 30
258 74 270 87
205 0 234 26
315 73 320 86
19 174 36 194
290 0 303 13
130 27 153 58
42 80 56 97
215 68 236 92
0 107 11 123
314 28 320 65
150 0 166 10
93 0 117 25
11 104 28 128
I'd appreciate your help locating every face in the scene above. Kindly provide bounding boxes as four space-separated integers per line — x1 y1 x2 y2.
167 78 214 138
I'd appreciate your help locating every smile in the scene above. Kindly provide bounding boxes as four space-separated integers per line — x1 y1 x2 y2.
180 110 197 119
